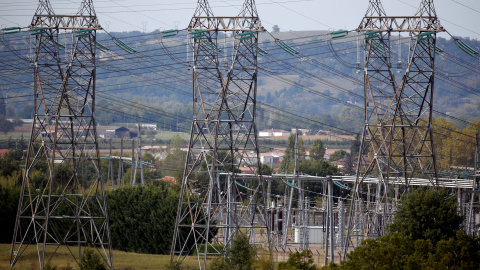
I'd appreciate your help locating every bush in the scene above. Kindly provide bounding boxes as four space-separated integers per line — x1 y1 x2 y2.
277 249 318 270
107 183 179 254
80 248 107 270
210 232 258 270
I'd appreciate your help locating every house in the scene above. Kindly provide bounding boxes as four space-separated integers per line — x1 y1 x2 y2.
160 176 176 185
291 129 309 135
259 129 290 137
259 151 282 164
138 123 157 130
0 149 9 157
97 126 137 139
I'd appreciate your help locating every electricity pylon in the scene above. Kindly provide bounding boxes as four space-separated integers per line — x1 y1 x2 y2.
346 0 443 250
10 0 113 268
170 0 269 269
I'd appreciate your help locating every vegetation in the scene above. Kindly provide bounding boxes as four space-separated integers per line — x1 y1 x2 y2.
322 188 480 269
107 183 179 254
0 243 201 269
277 249 318 270
80 248 107 270
210 232 274 270
328 150 347 162
309 139 326 161
389 188 463 244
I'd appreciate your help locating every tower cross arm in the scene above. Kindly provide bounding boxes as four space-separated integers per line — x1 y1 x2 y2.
358 16 444 32
31 15 101 30
188 16 264 31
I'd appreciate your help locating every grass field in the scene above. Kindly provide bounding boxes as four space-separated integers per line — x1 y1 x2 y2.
0 244 203 269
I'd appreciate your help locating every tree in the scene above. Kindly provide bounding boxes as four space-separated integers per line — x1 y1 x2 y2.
388 188 463 244
300 159 337 177
17 103 35 119
170 134 185 149
278 249 318 270
80 248 107 270
343 153 354 175
0 115 14 134
258 164 273 175
328 150 347 162
107 183 179 254
309 139 325 161
210 232 258 270
349 134 361 157
280 134 305 172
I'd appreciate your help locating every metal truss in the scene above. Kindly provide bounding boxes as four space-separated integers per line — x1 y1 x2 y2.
345 0 443 252
10 0 112 269
170 1 269 269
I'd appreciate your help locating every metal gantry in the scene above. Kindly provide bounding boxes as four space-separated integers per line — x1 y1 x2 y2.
345 0 443 252
10 0 113 269
170 0 269 269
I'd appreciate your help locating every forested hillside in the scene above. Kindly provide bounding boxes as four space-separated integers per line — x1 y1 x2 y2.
1 30 479 133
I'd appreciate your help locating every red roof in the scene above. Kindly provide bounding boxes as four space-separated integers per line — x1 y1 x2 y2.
0 149 9 157
160 176 176 184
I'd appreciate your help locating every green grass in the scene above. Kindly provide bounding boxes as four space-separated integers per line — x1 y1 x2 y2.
0 244 204 269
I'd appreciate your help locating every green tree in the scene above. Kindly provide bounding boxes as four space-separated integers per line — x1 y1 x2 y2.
300 159 337 177
170 134 185 149
107 183 179 254
17 103 35 119
258 164 273 175
80 248 107 270
280 134 305 173
328 150 347 162
277 249 318 270
210 232 258 270
388 188 463 244
309 139 325 161
349 134 361 156
0 115 14 134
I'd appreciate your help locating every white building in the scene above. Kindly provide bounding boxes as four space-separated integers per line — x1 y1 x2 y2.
259 129 290 137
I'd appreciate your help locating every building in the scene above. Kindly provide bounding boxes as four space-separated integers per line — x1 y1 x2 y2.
258 129 291 137
97 126 138 139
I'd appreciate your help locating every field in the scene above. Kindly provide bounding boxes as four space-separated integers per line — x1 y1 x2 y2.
0 244 202 270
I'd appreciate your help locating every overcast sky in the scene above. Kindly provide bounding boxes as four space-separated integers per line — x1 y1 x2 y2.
1 0 479 39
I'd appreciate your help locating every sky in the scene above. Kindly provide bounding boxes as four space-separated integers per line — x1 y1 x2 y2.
0 0 479 40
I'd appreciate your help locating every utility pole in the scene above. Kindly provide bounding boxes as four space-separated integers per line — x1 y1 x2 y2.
170 1 268 268
325 176 334 265
10 0 113 268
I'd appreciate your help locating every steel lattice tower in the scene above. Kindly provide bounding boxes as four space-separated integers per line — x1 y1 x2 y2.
10 0 112 268
346 0 443 248
170 0 269 268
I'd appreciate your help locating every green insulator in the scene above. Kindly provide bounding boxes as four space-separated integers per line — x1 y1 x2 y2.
239 31 255 36
114 39 136 53
191 33 205 39
96 42 110 51
74 29 91 33
332 30 348 35
417 31 435 37
3 27 21 31
276 40 298 55
30 27 46 32
239 34 253 41
4 30 21 35
365 30 382 36
191 30 207 35
456 40 478 55
331 34 347 40
162 33 177 38
364 34 379 40
235 181 248 189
